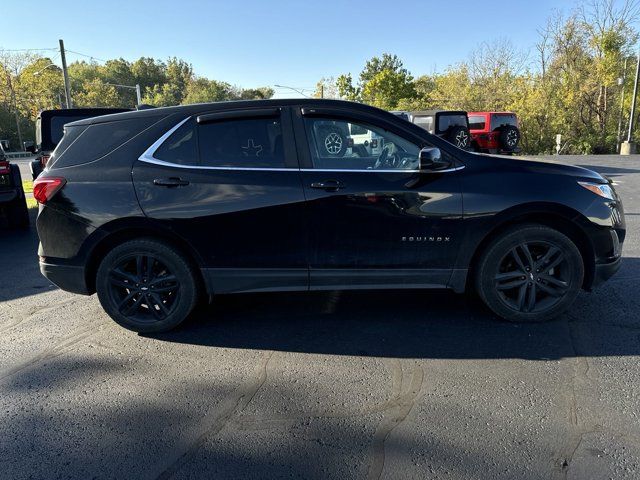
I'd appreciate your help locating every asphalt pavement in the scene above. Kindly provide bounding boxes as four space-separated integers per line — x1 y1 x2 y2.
0 155 639 479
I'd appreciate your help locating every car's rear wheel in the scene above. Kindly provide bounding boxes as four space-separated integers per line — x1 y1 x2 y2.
96 239 198 333
475 225 584 322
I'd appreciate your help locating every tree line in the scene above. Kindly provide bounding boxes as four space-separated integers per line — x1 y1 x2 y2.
0 54 274 149
316 0 640 154
1 0 638 155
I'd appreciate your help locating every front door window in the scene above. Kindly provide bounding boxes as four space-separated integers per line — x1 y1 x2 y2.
303 117 420 171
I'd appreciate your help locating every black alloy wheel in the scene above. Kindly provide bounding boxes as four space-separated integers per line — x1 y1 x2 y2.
96 239 198 332
475 225 584 322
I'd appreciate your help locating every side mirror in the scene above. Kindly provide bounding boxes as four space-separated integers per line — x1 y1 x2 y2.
419 147 450 171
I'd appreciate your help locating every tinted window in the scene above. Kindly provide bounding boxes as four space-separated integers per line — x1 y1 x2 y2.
490 114 518 130
437 114 467 132
468 115 486 130
154 118 198 165
198 117 284 168
412 115 433 132
51 117 157 169
48 125 87 165
304 117 420 170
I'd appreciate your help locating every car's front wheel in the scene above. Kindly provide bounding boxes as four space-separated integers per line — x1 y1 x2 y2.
96 238 198 332
475 225 584 322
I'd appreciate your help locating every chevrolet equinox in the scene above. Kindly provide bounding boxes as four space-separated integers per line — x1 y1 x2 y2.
34 100 625 332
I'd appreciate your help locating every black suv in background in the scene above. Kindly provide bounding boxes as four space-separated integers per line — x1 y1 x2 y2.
35 100 625 332
392 110 471 149
30 108 130 179
0 144 29 228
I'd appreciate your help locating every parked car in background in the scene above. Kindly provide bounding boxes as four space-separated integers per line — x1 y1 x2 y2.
34 99 625 333
468 111 521 154
392 110 471 149
0 143 29 229
30 108 130 180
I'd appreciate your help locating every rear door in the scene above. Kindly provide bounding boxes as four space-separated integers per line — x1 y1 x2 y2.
292 107 464 290
132 106 308 293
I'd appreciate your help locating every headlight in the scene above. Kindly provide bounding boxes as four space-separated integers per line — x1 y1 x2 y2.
578 181 615 200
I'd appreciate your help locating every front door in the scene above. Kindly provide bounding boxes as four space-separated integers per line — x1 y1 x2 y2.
293 108 464 289
132 107 308 293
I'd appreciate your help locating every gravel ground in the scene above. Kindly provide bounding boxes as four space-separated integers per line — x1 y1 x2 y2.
0 155 638 480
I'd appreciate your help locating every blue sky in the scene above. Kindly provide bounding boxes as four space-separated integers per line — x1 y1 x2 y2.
3 0 579 97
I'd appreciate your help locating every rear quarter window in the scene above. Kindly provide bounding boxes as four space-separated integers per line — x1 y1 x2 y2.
50 117 159 169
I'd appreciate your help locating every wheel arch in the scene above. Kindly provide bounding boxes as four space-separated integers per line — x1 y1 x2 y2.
82 217 207 295
465 203 597 291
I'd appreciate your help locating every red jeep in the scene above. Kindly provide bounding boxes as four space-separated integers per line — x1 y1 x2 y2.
468 112 521 154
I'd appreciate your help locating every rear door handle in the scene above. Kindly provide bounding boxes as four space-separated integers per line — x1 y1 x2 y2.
153 177 190 187
310 180 345 191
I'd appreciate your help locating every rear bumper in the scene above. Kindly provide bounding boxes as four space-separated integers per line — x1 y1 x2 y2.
591 256 622 288
40 259 90 295
0 190 18 204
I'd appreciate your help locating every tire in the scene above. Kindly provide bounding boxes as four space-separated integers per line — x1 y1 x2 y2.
475 225 584 322
96 238 199 333
446 126 470 149
319 125 347 157
7 165 29 229
499 126 520 152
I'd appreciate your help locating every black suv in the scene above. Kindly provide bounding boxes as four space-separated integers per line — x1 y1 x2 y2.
30 108 130 180
0 144 29 229
393 110 471 149
35 100 625 332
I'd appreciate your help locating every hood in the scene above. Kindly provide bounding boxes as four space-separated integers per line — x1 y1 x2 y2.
467 153 607 183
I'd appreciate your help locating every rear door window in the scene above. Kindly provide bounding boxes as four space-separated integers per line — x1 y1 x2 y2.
198 117 285 168
490 114 518 130
154 118 198 165
437 114 468 133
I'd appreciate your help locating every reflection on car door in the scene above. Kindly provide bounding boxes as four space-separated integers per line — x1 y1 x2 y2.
293 107 464 290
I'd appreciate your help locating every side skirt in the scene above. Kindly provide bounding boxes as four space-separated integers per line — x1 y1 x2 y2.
201 268 468 294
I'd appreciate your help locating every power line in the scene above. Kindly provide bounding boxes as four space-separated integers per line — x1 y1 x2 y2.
65 49 107 63
0 47 58 52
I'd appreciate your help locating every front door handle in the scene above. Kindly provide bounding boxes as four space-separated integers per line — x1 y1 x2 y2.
310 180 345 191
153 177 190 187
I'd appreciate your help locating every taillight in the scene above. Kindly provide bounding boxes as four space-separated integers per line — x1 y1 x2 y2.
33 177 66 204
0 161 9 175
41 155 50 167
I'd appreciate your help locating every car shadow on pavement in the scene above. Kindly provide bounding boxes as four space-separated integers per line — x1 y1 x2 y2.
149 258 640 361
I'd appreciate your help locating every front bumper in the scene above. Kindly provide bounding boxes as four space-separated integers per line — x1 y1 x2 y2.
591 256 622 288
40 259 90 295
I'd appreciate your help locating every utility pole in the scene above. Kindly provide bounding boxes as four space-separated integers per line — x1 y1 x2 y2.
320 84 324 99
135 84 142 105
5 72 23 149
621 50 640 155
59 39 72 108
617 57 628 152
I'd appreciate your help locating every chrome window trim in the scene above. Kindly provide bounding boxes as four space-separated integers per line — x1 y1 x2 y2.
137 117 465 174
138 116 192 164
